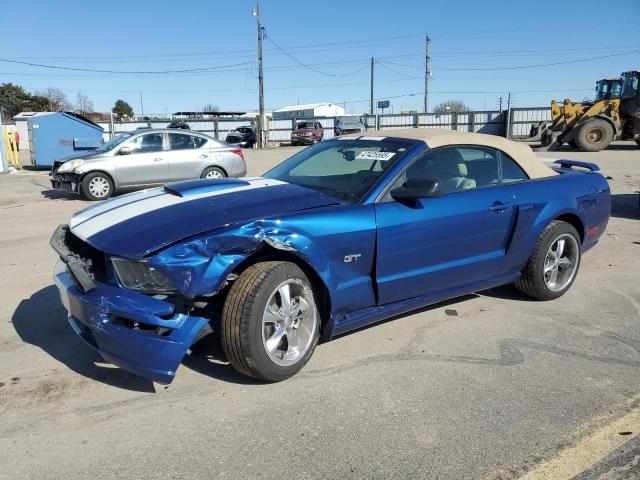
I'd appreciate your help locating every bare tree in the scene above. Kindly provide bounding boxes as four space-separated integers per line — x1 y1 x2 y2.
37 87 72 111
202 103 219 113
75 92 94 114
433 99 472 114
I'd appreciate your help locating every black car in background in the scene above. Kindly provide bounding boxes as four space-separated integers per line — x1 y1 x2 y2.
226 126 256 148
167 121 190 130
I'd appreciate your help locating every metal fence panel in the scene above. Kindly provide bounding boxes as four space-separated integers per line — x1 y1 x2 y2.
510 107 551 138
419 113 453 129
379 114 414 130
268 119 293 142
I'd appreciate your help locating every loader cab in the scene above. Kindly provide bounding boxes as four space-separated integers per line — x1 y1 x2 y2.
594 78 622 101
620 71 640 119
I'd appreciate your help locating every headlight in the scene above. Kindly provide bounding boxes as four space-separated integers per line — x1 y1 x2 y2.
111 258 176 293
57 159 85 173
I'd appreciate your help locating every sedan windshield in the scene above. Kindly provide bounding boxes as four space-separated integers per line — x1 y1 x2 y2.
94 132 134 153
264 139 413 203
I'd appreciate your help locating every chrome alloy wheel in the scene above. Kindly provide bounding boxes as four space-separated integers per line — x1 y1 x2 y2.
543 233 579 292
88 176 110 198
205 170 223 179
262 279 317 366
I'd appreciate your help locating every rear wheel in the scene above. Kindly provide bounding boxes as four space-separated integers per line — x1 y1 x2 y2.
221 261 320 382
575 118 614 152
201 166 226 179
81 172 114 201
515 221 581 300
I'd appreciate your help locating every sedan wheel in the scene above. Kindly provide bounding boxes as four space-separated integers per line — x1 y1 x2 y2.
201 166 227 179
81 172 114 201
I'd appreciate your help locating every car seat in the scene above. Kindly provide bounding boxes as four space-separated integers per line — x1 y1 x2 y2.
431 149 476 193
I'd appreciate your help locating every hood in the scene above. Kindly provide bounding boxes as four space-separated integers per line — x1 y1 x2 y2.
69 177 341 258
52 150 102 170
292 128 313 135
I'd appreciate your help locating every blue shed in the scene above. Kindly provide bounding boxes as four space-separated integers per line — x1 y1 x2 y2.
13 111 104 168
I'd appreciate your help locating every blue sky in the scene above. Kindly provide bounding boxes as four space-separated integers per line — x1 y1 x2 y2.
1 0 639 115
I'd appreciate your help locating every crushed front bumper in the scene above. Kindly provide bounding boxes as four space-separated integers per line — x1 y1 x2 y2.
50 172 81 193
53 261 208 384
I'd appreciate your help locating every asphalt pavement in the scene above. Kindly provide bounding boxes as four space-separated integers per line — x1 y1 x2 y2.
0 142 638 479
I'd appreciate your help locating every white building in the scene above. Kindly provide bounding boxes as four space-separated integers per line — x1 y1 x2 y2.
272 103 346 120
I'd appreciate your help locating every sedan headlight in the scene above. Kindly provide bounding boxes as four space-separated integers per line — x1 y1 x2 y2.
57 159 85 173
111 258 176 293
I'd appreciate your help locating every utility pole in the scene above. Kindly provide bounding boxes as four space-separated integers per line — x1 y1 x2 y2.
423 35 431 113
254 3 265 148
370 57 374 116
505 92 512 139
139 92 144 118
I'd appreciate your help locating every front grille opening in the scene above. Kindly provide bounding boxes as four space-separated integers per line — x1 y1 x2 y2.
110 315 173 336
63 228 108 283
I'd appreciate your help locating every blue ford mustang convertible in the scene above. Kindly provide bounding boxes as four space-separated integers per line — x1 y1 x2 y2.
51 129 610 383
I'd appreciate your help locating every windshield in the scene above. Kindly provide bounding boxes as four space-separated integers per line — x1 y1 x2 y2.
94 132 134 153
296 122 315 129
595 81 622 101
621 73 639 100
264 139 413 203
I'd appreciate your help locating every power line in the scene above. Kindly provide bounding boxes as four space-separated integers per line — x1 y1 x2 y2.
0 57 254 74
264 32 371 77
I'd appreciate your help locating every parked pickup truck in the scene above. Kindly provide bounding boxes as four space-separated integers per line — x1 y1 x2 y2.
51 129 610 384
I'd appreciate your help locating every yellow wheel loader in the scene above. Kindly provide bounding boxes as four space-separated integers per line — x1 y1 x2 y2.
529 72 640 151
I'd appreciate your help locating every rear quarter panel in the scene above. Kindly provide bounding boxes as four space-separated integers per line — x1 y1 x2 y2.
504 169 610 275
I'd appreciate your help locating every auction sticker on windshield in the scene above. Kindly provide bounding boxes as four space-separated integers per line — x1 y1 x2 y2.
355 151 396 161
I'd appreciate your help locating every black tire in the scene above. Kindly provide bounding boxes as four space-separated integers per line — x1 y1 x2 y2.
635 139 640 146
81 172 114 201
200 166 227 179
221 261 320 382
515 221 581 301
575 118 614 152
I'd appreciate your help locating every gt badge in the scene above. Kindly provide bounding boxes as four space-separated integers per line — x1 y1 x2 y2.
344 254 361 263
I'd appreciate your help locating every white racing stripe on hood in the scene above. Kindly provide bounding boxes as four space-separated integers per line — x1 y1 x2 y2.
70 188 166 229
71 178 284 242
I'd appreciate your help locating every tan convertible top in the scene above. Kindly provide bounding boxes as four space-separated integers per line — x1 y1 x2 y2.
346 128 557 179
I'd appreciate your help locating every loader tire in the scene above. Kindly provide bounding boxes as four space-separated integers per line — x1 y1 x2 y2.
575 118 614 152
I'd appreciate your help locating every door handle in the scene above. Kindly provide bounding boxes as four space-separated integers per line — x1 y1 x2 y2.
198 154 208 159
154 157 163 162
489 201 511 212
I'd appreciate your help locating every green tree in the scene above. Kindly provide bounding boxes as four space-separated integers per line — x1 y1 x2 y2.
433 99 472 114
0 83 54 120
112 99 134 119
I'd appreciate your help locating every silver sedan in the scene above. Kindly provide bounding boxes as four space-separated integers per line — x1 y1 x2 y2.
50 129 247 200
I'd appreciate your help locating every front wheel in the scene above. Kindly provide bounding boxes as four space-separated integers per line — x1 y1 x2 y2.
515 221 581 300
575 118 614 152
221 261 320 381
81 172 114 201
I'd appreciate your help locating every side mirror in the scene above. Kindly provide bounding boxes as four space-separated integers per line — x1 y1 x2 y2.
390 179 442 204
119 146 131 155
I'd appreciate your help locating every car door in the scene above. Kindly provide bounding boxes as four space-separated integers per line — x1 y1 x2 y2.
115 132 170 186
166 132 210 181
374 145 518 305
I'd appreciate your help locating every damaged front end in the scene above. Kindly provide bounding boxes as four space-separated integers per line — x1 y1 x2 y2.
50 219 323 384
51 225 209 384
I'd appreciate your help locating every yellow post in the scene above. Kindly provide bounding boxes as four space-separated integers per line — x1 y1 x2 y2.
3 128 21 169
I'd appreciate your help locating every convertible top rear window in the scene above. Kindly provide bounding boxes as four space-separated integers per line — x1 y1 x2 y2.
264 139 413 203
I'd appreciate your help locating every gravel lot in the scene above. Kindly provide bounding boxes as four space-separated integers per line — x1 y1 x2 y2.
0 142 638 479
